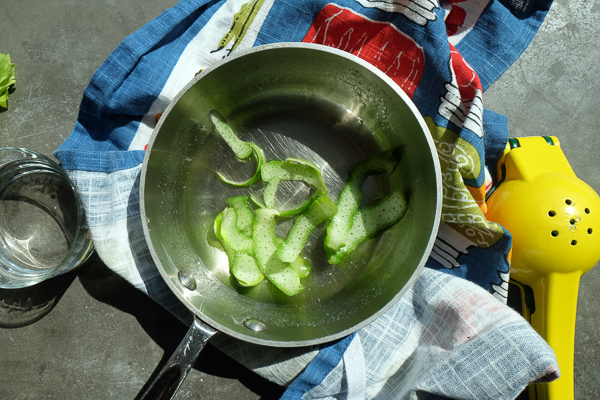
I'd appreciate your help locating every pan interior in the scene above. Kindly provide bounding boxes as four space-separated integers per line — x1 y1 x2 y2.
142 44 440 346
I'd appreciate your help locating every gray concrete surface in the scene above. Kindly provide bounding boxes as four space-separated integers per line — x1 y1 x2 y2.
0 0 598 399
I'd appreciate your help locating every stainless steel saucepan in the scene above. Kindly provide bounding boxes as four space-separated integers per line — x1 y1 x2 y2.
139 43 442 399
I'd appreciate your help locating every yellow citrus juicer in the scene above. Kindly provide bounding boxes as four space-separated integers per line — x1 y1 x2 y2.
485 136 600 400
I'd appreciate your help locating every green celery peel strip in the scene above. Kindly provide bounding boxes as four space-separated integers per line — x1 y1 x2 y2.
328 189 407 264
325 150 405 264
211 109 264 187
261 159 327 193
276 194 337 263
215 197 264 287
253 208 304 296
260 158 326 217
216 142 264 187
290 256 311 279
210 110 252 159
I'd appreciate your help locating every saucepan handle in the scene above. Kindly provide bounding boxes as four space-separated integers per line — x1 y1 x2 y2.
139 318 218 400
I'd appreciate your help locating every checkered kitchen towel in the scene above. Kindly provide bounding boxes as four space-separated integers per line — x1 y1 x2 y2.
55 0 560 398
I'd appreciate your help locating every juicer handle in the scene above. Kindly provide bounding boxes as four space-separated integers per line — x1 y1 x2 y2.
528 271 580 400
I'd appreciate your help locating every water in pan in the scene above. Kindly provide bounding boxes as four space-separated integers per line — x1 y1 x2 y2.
183 92 389 304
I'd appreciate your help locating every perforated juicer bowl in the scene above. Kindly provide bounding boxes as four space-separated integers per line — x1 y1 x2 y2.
488 172 600 278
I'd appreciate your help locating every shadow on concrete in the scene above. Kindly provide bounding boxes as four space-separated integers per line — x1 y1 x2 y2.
0 268 76 328
77 252 285 400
